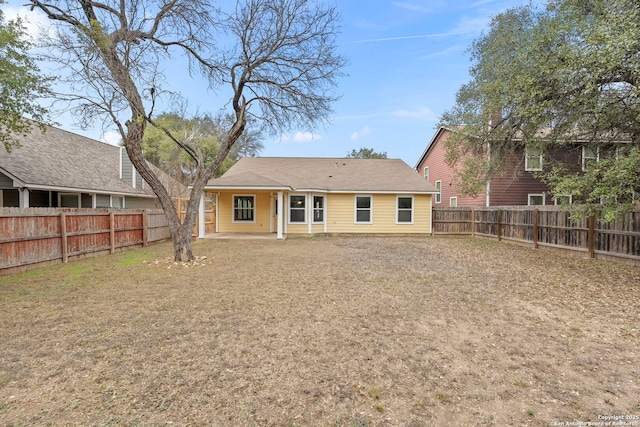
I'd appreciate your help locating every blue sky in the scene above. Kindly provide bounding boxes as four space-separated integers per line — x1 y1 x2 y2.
3 0 540 167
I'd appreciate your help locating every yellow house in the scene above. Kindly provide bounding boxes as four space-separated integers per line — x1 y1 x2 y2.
199 157 438 238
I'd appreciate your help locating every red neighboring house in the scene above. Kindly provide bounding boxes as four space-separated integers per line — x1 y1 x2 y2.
414 126 585 207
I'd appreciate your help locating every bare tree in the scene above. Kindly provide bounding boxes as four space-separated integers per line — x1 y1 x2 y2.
27 0 346 261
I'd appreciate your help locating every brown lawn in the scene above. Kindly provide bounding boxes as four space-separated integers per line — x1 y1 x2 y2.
0 236 639 426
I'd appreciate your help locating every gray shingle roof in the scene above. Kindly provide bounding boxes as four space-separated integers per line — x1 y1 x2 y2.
0 122 151 196
206 157 438 193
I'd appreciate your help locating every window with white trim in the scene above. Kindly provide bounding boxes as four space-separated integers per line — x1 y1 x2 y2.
449 196 458 207
423 166 430 182
582 146 599 171
312 195 324 223
397 196 413 223
355 195 372 223
289 194 306 223
525 146 543 171
233 195 255 222
528 194 545 206
435 180 442 204
111 195 125 208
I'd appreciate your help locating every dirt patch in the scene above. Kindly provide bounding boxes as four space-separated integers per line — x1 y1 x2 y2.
0 236 639 426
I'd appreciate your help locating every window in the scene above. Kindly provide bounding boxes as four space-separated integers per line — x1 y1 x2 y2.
554 195 572 206
525 147 543 171
397 196 413 223
289 194 306 223
111 196 125 208
435 180 442 204
60 193 80 208
528 194 545 206
449 197 458 207
233 195 255 222
355 195 372 223
423 166 430 182
313 195 324 223
582 146 599 171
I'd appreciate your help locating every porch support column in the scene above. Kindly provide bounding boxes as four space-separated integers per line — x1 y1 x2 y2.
198 192 206 238
277 191 284 240
307 192 312 235
19 188 29 208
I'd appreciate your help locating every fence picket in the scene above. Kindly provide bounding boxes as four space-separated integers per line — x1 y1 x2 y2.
0 208 170 271
433 207 640 266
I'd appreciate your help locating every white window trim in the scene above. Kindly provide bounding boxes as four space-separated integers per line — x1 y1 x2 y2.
582 146 600 171
312 195 325 224
110 195 125 208
396 195 414 224
554 194 573 206
435 180 442 204
449 196 458 207
525 147 543 171
528 193 546 206
354 194 373 224
423 166 430 181
232 194 256 223
289 193 307 224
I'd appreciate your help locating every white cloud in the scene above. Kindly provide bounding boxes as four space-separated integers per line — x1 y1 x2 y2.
350 126 372 141
279 132 322 143
1 5 54 42
102 131 122 146
390 107 438 120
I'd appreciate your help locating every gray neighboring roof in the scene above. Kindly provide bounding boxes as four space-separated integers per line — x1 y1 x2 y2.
206 157 438 193
0 122 181 197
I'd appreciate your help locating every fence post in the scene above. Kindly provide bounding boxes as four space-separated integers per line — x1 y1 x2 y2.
60 212 68 263
110 212 116 254
471 206 476 236
142 210 148 247
431 206 434 235
533 208 539 249
496 209 502 241
588 216 596 258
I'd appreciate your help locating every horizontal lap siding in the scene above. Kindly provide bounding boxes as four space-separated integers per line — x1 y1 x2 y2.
327 193 430 234
287 223 308 234
218 191 272 233
418 130 485 207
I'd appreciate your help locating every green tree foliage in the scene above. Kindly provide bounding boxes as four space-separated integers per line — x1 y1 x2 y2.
346 147 388 159
0 1 50 151
142 112 263 184
440 0 640 219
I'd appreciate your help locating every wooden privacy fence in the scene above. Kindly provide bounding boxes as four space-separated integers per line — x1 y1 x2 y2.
433 206 640 265
0 208 171 271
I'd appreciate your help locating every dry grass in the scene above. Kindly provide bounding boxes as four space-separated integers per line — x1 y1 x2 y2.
0 235 639 426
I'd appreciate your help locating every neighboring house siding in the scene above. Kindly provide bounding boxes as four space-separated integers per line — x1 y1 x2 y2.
489 152 548 206
0 172 12 187
124 196 158 210
416 128 590 207
489 147 582 205
121 152 135 187
416 129 485 207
